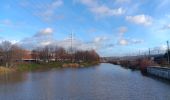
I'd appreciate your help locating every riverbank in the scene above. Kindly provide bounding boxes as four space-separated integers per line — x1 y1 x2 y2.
147 66 170 80
0 67 15 74
0 61 99 73
109 59 170 80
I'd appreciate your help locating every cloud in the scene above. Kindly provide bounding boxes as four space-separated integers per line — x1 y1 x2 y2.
93 36 108 43
0 37 4 42
117 26 143 46
126 14 153 26
19 28 109 52
91 6 125 17
0 37 19 44
20 36 56 49
118 26 127 37
34 27 54 37
19 27 55 49
76 0 125 17
116 0 131 4
161 24 170 30
154 45 167 51
21 0 64 22
0 19 24 28
118 38 143 46
38 0 63 22
130 39 143 44
118 39 128 45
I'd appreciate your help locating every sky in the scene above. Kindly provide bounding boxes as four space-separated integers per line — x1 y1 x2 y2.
0 0 170 57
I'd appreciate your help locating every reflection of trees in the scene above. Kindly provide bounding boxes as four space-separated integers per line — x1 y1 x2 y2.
0 72 28 85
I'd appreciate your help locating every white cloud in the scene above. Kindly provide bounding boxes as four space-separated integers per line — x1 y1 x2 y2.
76 0 125 17
35 27 54 37
93 36 108 43
118 38 143 46
40 27 54 35
126 14 153 26
117 26 143 46
0 38 19 45
119 39 128 45
40 41 52 46
91 6 125 16
19 30 109 52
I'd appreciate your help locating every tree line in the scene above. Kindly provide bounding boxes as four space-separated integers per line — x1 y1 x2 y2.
31 45 100 63
0 41 25 67
0 41 100 67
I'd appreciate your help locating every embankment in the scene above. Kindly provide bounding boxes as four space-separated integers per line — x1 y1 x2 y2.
147 66 170 80
0 67 15 74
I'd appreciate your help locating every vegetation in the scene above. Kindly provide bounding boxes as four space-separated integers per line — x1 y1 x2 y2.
0 41 100 73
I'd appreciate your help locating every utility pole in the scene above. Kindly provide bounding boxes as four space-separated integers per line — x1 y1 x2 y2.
70 32 73 63
148 48 151 60
167 41 170 64
70 31 75 63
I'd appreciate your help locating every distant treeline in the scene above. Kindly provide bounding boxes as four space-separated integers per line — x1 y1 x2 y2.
0 41 100 68
32 45 100 63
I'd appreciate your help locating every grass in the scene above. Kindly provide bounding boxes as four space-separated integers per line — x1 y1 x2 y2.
17 63 42 71
80 61 99 67
0 67 15 74
17 62 63 71
0 61 99 72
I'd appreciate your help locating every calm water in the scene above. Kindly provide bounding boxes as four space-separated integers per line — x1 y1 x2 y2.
0 63 170 100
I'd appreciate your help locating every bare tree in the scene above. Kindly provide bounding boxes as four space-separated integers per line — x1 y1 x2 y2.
0 41 13 67
31 49 40 62
0 41 25 67
55 47 66 61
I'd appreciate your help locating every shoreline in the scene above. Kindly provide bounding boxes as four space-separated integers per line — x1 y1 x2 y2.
0 62 100 73
0 67 16 74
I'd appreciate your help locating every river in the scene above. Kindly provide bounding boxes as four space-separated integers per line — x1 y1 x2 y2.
0 63 170 100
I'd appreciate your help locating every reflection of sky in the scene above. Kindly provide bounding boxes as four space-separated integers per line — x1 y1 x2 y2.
0 64 170 100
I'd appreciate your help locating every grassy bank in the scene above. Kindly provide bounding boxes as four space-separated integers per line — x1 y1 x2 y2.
16 61 99 71
17 62 63 71
0 67 15 74
62 61 99 68
0 61 100 72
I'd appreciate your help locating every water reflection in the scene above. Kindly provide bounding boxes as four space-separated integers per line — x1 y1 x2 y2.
0 63 170 100
0 72 28 85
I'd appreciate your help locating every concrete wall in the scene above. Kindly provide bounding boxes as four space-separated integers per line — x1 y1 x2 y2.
147 66 170 80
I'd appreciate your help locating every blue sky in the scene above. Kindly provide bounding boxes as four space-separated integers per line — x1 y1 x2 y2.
0 0 170 57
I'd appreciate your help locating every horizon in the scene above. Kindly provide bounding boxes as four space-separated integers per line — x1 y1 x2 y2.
0 0 170 57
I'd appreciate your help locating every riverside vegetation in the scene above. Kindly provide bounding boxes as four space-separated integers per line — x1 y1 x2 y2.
0 41 100 73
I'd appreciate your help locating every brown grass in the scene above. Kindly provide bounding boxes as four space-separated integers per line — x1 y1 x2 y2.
0 67 15 74
62 63 80 68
